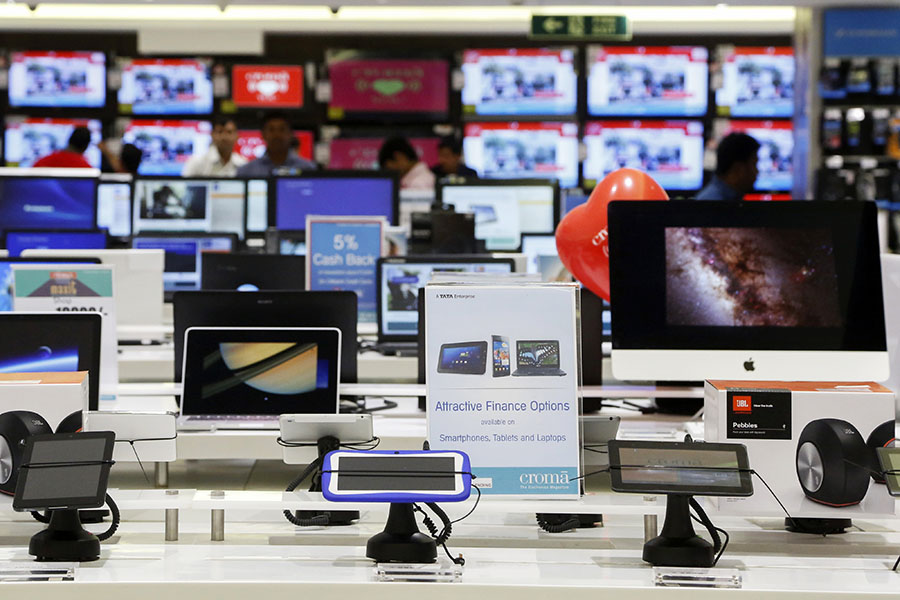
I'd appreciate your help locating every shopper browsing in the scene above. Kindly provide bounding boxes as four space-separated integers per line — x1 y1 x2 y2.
236 111 317 177
378 136 436 191
695 132 760 201
182 116 246 177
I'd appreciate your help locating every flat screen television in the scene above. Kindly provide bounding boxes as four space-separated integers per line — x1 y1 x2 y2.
231 64 304 108
461 48 577 117
118 58 213 115
711 119 794 192
463 121 579 188
716 46 794 118
327 137 439 170
121 119 212 176
588 45 708 117
271 172 398 230
4 117 102 168
8 51 106 108
583 120 705 190
235 130 314 163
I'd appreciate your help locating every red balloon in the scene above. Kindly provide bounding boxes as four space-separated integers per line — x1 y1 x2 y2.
556 168 668 301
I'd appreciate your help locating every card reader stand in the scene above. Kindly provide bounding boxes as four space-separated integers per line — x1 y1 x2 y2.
30 509 100 563
644 494 714 568
367 503 437 564
293 436 359 526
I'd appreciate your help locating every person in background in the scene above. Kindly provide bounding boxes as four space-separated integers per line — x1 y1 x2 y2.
33 127 93 168
236 111 316 177
695 132 761 201
99 140 142 176
432 136 478 179
182 116 246 177
378 136 435 191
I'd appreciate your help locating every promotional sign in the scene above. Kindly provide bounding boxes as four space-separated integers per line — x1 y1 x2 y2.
3 117 103 168
232 65 304 108
426 283 580 496
824 9 900 57
327 137 439 170
12 265 119 399
327 58 449 117
306 217 385 324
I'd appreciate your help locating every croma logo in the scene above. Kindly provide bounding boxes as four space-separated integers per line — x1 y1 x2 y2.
519 471 571 485
733 395 752 413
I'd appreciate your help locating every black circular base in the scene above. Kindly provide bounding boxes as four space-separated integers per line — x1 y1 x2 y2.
366 531 437 564
295 510 360 526
29 510 100 562
643 534 714 568
785 517 852 535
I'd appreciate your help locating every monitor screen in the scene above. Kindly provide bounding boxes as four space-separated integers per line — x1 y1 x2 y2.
5 231 106 257
235 130 314 163
273 175 397 230
4 117 102 168
711 120 794 192
201 253 305 292
608 201 887 382
588 46 708 117
132 234 235 293
463 122 579 188
0 176 97 233
132 178 246 239
8 51 106 108
327 137 439 170
563 193 588 215
378 258 514 339
716 46 794 118
461 48 577 117
0 257 100 312
583 120 705 190
231 64 304 108
246 178 269 233
327 53 449 118
96 180 132 237
520 233 565 278
438 181 558 250
122 120 212 176
118 58 213 115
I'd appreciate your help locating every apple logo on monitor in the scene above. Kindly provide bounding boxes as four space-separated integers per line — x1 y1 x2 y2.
743 358 755 372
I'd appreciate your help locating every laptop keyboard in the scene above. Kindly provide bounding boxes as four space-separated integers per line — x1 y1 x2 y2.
185 415 276 421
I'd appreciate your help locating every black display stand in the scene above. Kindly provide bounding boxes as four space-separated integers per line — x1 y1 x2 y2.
295 436 359 526
643 494 714 568
785 517 852 535
29 509 100 562
366 503 437 563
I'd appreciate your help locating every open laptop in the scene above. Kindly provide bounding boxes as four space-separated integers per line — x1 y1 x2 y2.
376 255 515 355
177 326 341 430
201 253 305 292
512 340 567 377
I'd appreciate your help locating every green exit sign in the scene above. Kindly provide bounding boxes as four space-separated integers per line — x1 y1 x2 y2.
530 15 631 41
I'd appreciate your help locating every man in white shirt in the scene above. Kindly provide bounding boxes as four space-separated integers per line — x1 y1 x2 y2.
377 136 435 191
182 116 247 177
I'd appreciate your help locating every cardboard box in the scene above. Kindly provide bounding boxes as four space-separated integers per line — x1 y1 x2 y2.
705 380 896 518
0 372 89 431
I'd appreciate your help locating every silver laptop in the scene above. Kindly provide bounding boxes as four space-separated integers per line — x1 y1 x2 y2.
177 326 341 430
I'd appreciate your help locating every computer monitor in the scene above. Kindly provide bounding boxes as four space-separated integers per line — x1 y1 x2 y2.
437 179 559 251
0 174 97 235
271 230 306 256
132 177 246 239
716 46 794 118
173 290 358 383
608 201 888 381
117 58 213 115
121 119 212 176
377 256 515 343
4 230 107 257
201 253 305 292
96 175 132 238
271 172 398 231
9 51 106 109
131 232 237 297
4 117 103 168
520 233 570 281
245 178 269 233
0 256 101 312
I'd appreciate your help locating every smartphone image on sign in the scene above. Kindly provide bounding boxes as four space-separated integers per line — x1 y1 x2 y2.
492 334 510 377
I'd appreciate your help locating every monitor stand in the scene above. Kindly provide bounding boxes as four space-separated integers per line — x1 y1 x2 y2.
29 509 100 562
784 517 852 535
643 494 714 568
366 503 437 563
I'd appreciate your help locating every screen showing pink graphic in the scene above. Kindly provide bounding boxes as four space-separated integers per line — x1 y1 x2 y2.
328 137 439 170
4 117 102 168
328 57 448 116
235 130 314 162
9 51 106 108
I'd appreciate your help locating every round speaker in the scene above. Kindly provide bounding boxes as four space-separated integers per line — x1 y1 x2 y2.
56 411 83 434
796 419 870 507
0 411 52 496
866 420 896 484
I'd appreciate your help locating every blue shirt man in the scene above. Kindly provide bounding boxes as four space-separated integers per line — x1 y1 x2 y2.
236 111 317 177
694 133 761 201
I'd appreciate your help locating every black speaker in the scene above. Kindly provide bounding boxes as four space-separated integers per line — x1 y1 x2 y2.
56 411 83 434
0 411 53 496
866 420 896 484
796 419 870 507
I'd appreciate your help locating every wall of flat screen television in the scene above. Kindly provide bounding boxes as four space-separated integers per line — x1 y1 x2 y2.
0 34 794 193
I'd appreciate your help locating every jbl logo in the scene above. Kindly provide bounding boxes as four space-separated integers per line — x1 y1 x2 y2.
733 395 752 413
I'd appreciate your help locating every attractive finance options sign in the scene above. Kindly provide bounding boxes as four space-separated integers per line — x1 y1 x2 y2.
232 65 304 108
328 59 449 116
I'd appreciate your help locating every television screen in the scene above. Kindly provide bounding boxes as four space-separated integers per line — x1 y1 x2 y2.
712 119 794 192
9 51 106 108
461 48 577 117
716 47 794 118
588 46 708 117
463 122 579 188
328 137 439 170
118 58 213 115
4 118 102 168
122 120 212 176
327 54 449 118
0 177 97 233
235 130 314 162
232 65 304 108
274 176 396 230
583 120 705 190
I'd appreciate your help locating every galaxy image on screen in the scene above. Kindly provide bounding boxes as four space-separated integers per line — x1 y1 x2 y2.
665 227 841 327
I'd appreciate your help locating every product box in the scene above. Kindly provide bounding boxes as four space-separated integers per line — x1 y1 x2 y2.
705 380 897 518
0 371 89 430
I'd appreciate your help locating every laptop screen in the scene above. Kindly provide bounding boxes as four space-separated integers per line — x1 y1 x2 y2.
273 175 396 230
132 178 246 239
516 340 560 369
181 327 340 416
5 230 107 257
132 234 236 293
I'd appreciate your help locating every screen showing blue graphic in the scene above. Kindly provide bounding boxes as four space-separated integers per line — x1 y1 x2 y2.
0 346 79 373
0 177 97 233
5 231 107 257
275 178 395 230
133 235 234 291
